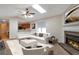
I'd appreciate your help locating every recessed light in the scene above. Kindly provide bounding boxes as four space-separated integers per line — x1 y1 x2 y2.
32 4 46 14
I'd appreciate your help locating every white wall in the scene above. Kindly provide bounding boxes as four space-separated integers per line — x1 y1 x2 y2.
36 21 46 33
64 5 79 32
33 15 65 43
46 15 64 43
9 19 18 39
8 15 65 43
64 26 79 32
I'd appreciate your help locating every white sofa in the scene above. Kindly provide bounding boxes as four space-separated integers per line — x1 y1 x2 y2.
20 41 54 55
6 39 54 55
22 47 45 55
20 39 37 47
18 32 50 44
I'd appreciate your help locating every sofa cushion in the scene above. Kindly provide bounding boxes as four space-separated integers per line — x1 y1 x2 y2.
39 33 43 37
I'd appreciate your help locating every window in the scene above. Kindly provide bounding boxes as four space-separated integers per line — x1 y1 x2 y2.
37 21 46 33
37 28 41 32
37 27 46 33
42 27 46 33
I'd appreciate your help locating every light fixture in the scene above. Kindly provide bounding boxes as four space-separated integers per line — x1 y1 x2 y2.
24 15 34 18
28 15 34 18
32 4 46 14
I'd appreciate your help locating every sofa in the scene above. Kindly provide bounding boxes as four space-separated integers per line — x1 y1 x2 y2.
22 46 45 55
18 32 50 44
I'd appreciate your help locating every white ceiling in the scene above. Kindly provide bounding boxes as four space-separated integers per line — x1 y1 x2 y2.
0 4 32 17
0 4 71 22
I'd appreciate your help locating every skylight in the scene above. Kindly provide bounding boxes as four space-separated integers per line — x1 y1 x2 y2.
32 4 46 14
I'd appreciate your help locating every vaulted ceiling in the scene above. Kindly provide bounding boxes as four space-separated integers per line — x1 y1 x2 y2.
0 4 71 22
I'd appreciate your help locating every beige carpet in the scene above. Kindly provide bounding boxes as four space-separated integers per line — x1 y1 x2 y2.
52 43 70 55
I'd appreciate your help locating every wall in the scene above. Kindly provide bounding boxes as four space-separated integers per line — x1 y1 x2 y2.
9 19 18 39
33 15 65 43
64 26 79 32
64 5 79 32
8 15 65 43
46 15 64 43
36 21 46 33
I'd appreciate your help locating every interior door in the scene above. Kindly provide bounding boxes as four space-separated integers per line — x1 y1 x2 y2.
0 21 9 41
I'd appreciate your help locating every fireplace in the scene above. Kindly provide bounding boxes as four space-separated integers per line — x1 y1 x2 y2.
65 31 79 51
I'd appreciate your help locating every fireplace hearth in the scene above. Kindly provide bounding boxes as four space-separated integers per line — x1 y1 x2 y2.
65 31 79 51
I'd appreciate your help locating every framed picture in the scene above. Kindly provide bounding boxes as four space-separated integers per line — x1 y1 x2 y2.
32 23 35 29
18 22 30 30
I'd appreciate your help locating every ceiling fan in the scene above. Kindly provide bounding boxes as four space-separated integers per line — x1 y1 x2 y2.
19 8 35 18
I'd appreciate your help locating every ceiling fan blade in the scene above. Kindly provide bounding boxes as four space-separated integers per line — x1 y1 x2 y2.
21 14 26 16
18 11 22 14
18 8 35 17
26 11 29 14
29 13 35 14
26 8 28 10
18 11 26 15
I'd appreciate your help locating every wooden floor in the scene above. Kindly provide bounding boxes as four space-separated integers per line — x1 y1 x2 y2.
0 43 70 55
51 43 70 55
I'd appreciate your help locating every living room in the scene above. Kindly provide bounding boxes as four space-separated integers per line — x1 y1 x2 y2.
0 4 79 55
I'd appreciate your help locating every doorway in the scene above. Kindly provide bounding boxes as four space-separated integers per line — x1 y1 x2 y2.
0 21 9 41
